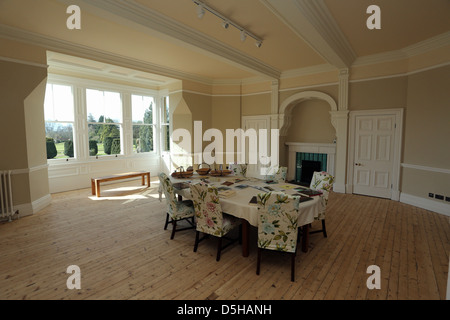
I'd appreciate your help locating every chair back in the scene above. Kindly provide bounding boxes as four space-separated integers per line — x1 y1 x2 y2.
190 182 225 237
265 166 287 182
229 163 247 177
310 171 334 198
256 192 300 253
309 171 335 218
158 172 179 216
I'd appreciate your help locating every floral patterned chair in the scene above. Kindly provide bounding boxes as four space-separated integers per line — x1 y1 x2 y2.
309 171 335 238
256 192 301 282
229 163 247 178
158 172 195 240
264 166 288 183
190 182 241 261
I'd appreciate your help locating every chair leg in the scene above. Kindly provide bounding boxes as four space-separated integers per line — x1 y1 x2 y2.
164 213 170 230
216 237 223 261
322 220 327 238
170 220 177 240
193 231 200 252
256 248 261 275
291 253 296 282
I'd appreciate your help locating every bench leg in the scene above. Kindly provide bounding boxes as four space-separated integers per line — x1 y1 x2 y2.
146 172 151 187
95 180 101 197
91 179 95 195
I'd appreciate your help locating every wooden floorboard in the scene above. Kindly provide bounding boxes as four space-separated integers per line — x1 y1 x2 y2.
0 180 448 300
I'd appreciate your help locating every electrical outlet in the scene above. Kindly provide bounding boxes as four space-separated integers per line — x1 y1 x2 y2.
435 194 444 200
428 193 434 198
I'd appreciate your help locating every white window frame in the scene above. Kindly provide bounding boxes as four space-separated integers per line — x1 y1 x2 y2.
44 82 77 161
85 87 124 158
131 94 157 155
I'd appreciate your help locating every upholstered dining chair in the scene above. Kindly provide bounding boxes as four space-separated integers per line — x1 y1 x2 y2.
265 166 288 183
256 192 301 282
229 163 247 178
190 182 241 261
309 171 335 238
158 172 195 240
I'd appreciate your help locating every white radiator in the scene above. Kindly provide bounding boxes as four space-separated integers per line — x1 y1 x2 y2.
1 171 19 222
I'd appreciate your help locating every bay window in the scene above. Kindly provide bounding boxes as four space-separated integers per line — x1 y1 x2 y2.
44 76 171 163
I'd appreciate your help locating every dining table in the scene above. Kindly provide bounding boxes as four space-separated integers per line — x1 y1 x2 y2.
167 173 324 257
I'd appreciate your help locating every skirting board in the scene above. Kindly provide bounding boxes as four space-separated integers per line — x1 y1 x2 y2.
14 194 52 218
400 193 450 217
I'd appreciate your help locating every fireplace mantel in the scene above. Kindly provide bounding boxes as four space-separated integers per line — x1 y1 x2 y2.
285 142 336 181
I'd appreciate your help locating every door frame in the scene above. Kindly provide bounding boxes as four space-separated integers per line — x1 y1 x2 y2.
346 108 403 201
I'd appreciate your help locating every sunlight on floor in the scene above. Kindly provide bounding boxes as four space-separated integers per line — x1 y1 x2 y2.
87 180 162 204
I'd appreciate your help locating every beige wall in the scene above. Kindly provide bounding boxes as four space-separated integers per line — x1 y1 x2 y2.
349 76 408 110
345 65 450 208
242 93 271 116
0 59 49 211
401 65 450 201
286 99 336 143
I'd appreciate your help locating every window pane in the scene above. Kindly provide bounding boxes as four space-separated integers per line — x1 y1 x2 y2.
88 123 121 156
86 89 104 122
44 85 54 120
132 95 154 124
45 122 74 159
44 84 74 122
133 125 154 153
86 89 122 123
53 85 74 121
105 91 122 123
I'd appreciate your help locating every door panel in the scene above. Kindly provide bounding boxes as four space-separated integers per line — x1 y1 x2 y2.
242 116 270 178
353 114 395 199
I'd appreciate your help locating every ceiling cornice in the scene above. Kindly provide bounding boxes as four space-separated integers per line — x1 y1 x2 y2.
353 31 450 67
59 0 280 80
261 0 356 69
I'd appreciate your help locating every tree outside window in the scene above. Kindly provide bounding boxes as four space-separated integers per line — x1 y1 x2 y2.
132 95 155 153
44 84 75 159
86 89 123 156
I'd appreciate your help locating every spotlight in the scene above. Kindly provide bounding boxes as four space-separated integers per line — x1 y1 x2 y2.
197 5 205 19
222 21 229 29
255 40 262 48
240 30 247 42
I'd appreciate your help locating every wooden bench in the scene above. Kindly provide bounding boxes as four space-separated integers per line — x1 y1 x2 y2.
91 171 150 197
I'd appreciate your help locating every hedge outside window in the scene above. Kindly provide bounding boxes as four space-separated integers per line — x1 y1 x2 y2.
86 89 123 156
44 84 75 159
132 94 155 153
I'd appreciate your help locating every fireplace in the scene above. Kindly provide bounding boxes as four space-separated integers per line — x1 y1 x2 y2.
286 142 336 183
300 160 322 185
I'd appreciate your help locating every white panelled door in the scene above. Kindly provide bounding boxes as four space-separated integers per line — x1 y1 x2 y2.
352 114 397 199
242 116 271 178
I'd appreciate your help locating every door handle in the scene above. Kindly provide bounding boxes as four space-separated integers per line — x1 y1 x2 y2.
355 163 362 166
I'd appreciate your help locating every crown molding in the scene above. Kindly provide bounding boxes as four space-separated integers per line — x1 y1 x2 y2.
353 31 450 67
0 56 48 69
57 0 280 80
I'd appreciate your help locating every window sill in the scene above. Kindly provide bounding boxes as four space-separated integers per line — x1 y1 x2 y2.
47 153 159 167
